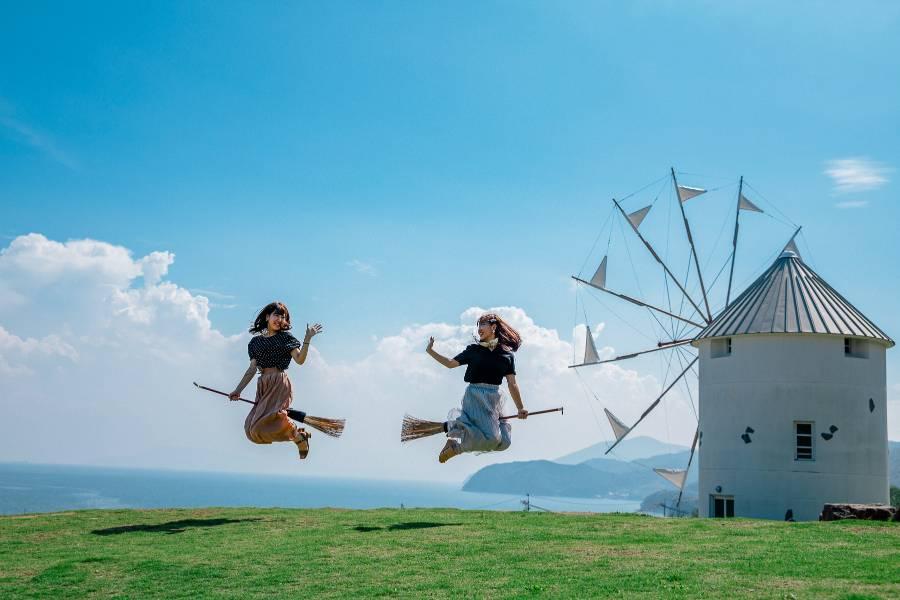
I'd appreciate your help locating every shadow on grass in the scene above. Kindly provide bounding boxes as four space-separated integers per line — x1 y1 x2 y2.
92 518 261 536
353 522 462 533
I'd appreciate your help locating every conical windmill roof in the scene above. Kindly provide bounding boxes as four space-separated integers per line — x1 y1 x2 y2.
693 251 894 347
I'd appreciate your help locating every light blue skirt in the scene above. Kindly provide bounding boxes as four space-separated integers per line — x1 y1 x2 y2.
446 383 512 453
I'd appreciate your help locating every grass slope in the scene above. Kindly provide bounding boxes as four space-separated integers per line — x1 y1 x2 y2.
1 508 898 599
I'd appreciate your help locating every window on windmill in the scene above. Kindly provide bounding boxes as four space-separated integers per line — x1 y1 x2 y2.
711 337 732 358
844 337 868 359
795 422 814 461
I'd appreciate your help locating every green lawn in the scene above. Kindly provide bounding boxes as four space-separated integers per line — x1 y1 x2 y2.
1 508 897 598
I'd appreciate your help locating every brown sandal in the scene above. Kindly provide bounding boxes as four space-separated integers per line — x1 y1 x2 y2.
294 428 311 459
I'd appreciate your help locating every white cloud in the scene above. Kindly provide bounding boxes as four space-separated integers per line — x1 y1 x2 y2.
346 259 377 277
0 234 703 482
824 157 891 193
0 325 78 376
138 251 175 286
834 200 869 209
189 288 238 310
0 233 141 285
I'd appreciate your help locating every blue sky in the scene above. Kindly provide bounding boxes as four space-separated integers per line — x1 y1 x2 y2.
1 2 898 475
3 2 898 343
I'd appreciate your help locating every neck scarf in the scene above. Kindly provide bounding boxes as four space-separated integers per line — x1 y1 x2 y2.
479 338 499 350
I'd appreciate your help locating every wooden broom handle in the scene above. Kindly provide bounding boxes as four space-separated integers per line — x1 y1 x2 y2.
193 382 256 406
195 382 308 423
499 407 563 420
198 381 560 422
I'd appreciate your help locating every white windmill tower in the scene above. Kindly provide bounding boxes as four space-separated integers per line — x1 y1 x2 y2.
692 246 893 520
570 169 893 520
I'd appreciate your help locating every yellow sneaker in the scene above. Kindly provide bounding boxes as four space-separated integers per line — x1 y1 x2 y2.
439 439 461 463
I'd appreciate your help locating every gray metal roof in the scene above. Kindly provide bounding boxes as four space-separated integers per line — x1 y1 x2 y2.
693 251 894 347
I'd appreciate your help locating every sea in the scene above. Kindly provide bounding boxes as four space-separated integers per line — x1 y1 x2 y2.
0 463 640 516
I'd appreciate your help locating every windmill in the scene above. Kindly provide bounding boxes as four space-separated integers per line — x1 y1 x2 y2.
570 168 794 512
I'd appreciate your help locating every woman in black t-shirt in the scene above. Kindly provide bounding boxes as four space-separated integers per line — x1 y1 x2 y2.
229 301 322 459
426 312 528 463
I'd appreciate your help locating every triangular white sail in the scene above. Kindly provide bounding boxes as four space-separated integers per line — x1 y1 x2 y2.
783 238 801 257
590 255 607 288
604 408 629 441
626 205 651 230
738 194 763 213
677 185 706 203
654 468 687 489
583 325 600 364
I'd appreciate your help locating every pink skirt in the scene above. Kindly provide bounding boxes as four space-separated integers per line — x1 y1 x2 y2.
244 371 298 444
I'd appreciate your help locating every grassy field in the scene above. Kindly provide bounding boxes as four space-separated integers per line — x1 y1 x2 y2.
1 508 898 599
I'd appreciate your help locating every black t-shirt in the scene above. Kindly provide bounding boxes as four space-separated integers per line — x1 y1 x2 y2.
248 331 303 370
453 344 516 385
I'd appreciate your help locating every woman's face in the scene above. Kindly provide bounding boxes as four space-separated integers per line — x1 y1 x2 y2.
267 311 287 331
477 320 496 341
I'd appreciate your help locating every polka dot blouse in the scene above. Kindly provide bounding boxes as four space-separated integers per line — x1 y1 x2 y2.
248 331 303 370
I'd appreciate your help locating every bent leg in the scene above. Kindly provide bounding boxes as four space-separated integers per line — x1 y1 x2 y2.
447 384 508 453
245 372 299 444
496 421 512 451
447 416 506 452
246 411 298 444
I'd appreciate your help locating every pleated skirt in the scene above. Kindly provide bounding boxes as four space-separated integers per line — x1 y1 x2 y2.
244 371 298 444
446 383 511 453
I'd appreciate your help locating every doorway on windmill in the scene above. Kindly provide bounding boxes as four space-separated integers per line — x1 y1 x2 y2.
710 495 734 518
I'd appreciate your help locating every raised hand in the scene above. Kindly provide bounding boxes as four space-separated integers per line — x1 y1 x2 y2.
305 323 323 340
426 336 435 352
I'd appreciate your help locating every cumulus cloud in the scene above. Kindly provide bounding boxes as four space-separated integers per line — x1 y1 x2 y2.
138 251 175 287
0 234 702 481
824 157 891 193
0 325 78 376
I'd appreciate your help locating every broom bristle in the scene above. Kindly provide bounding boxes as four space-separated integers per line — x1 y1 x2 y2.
303 415 346 438
401 414 446 442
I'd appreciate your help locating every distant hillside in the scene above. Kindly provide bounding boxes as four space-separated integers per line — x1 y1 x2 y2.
462 460 648 498
464 440 898 502
463 450 697 500
891 441 899 486
640 488 699 516
556 436 688 464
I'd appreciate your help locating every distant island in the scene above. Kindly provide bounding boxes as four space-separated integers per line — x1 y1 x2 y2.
462 437 900 514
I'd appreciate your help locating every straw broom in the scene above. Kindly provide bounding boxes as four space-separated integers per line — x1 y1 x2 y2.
194 382 345 438
401 407 563 442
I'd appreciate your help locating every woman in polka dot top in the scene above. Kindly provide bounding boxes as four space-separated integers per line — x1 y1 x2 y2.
229 301 323 459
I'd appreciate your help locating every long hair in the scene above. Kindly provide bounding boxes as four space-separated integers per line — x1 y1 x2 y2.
249 301 292 334
478 312 521 352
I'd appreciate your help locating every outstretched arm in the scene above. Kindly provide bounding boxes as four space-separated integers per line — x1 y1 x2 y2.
426 336 460 368
506 374 528 419
291 323 323 366
229 359 258 400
